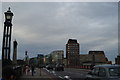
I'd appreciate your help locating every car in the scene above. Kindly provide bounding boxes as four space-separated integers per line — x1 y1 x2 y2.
86 64 120 80
38 64 46 68
55 63 64 71
46 64 54 70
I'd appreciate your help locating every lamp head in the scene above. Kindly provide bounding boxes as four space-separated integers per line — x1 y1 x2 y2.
4 7 14 22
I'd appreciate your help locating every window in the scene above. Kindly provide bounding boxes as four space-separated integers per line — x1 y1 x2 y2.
99 68 106 77
109 67 120 77
92 67 99 75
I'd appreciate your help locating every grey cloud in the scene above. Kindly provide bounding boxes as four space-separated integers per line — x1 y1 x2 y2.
1 2 118 62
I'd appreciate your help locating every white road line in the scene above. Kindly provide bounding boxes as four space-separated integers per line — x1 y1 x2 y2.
52 71 55 74
59 76 63 79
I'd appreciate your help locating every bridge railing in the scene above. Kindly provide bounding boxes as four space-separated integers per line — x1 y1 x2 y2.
65 65 93 70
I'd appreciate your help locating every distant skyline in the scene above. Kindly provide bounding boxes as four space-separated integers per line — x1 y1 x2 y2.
0 2 118 63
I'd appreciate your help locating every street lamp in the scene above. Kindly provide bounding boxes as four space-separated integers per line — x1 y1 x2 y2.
2 7 14 61
4 7 13 23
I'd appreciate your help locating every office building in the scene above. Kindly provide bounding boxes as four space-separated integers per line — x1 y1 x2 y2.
66 39 80 66
50 50 64 64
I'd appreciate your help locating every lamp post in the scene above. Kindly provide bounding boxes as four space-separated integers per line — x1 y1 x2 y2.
2 7 14 60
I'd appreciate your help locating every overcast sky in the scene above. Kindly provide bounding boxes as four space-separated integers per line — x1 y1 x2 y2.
0 2 118 63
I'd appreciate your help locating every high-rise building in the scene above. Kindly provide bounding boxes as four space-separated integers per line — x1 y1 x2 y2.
66 39 80 66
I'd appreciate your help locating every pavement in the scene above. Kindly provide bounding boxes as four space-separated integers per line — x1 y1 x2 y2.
17 68 60 80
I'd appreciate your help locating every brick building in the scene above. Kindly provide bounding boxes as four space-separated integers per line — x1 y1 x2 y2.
115 55 120 65
66 39 80 66
80 51 110 66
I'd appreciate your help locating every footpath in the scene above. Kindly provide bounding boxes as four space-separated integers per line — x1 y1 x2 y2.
17 68 59 80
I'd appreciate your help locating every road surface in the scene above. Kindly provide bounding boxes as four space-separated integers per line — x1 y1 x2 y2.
45 68 91 80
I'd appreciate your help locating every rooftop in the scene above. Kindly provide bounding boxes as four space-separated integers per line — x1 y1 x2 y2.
95 64 120 68
67 39 78 44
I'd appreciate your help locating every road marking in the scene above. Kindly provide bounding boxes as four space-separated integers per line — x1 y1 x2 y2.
52 71 55 74
46 69 50 72
64 76 70 79
59 76 63 79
